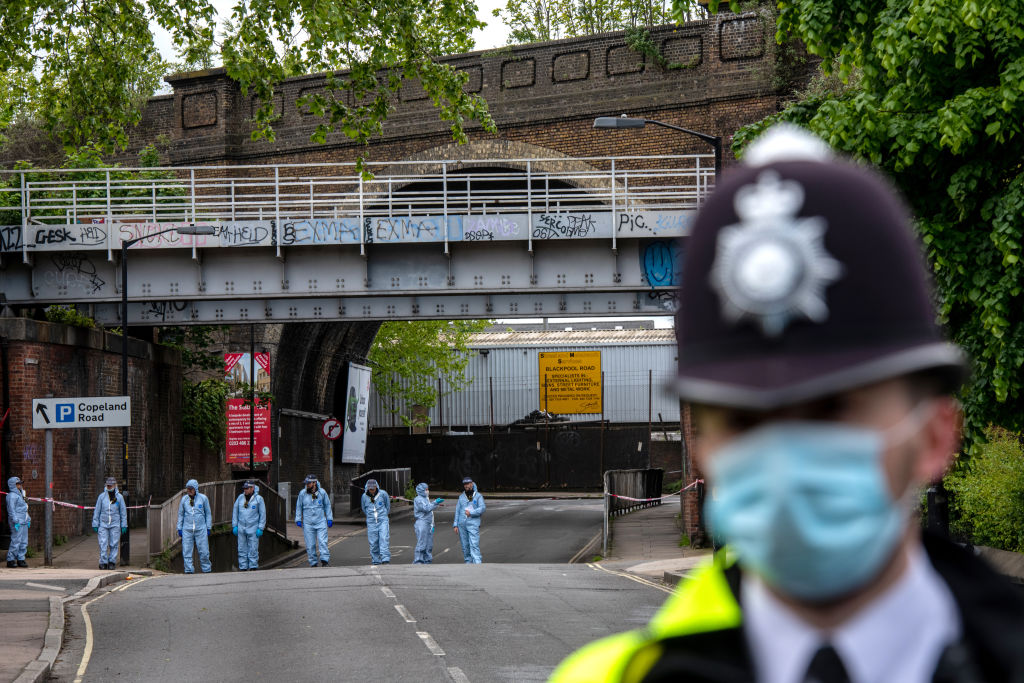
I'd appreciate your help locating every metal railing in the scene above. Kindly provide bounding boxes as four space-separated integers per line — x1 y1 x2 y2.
602 468 665 556
0 155 714 228
147 479 287 557
350 468 412 514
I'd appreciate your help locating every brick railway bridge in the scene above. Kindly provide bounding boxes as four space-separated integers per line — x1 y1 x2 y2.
0 12 806 495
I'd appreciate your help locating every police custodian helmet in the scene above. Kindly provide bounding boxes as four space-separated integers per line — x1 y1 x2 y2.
675 125 967 410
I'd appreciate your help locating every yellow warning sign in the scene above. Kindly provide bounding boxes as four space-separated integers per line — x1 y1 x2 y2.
539 351 602 414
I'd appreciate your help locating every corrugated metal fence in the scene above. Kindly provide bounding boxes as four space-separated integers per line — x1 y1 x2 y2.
369 342 679 428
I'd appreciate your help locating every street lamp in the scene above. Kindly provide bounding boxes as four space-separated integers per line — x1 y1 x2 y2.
593 115 722 183
119 223 215 564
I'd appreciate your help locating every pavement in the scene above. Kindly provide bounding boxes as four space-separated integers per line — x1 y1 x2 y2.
2 491 686 682
601 500 713 585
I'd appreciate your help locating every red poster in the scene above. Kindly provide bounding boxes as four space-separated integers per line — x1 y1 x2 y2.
225 398 273 464
224 352 272 465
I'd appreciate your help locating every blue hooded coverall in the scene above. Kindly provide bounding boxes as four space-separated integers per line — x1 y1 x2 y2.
413 483 442 564
361 479 391 564
454 482 486 564
177 479 213 573
6 477 30 562
92 487 127 566
232 486 266 570
296 481 332 566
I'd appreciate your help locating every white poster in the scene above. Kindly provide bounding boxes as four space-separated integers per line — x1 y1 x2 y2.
341 362 372 464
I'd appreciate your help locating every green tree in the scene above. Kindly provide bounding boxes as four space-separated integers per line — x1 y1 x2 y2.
945 428 1024 552
369 320 490 427
1 0 495 157
495 0 705 44
702 0 1024 448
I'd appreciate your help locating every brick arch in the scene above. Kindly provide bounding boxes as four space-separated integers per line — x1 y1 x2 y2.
368 139 618 199
272 320 380 496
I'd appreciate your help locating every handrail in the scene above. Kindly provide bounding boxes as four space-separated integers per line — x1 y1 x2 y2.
602 468 665 556
0 155 714 230
147 479 287 557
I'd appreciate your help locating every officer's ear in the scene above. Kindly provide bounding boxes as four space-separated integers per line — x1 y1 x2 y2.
913 395 961 485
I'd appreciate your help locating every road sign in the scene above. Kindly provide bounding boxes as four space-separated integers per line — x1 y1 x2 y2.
32 396 131 429
322 418 343 441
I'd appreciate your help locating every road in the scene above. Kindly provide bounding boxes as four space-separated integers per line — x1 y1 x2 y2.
287 499 604 566
50 498 670 682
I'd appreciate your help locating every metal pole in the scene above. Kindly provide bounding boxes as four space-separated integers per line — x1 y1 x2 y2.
648 369 653 467
44 426 52 566
120 241 130 564
249 324 255 473
488 376 494 444
329 439 334 511
602 471 609 557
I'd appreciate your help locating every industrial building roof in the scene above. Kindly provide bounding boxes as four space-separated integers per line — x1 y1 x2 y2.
468 329 677 348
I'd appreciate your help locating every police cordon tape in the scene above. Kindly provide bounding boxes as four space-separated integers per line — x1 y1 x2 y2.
1 489 151 511
383 479 705 505
606 479 704 503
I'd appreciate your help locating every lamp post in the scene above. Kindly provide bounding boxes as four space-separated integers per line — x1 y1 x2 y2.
593 115 722 184
119 223 215 564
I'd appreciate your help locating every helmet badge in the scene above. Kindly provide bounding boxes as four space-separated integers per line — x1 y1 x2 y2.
709 171 843 337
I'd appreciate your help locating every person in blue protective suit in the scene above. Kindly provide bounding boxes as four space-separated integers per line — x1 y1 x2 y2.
361 479 391 564
453 477 485 564
412 483 444 564
91 476 127 570
295 474 332 566
176 479 212 573
6 476 30 568
232 480 266 571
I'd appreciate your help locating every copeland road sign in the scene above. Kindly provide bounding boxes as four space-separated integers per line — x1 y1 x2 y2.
32 396 131 429
322 418 343 440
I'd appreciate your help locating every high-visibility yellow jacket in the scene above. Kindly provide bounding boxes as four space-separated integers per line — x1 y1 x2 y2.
550 536 1024 683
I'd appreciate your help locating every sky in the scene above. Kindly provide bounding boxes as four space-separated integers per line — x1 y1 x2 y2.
152 0 513 63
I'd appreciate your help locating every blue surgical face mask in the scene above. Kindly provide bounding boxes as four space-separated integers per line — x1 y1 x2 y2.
705 406 929 601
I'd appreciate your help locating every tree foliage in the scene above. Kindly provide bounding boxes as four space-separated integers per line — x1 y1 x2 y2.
369 320 490 427
1 0 495 158
495 0 705 44
703 0 1024 447
945 428 1024 552
183 378 230 452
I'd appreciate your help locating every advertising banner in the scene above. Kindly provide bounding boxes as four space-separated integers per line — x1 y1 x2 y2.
538 351 602 414
341 362 372 464
224 352 272 464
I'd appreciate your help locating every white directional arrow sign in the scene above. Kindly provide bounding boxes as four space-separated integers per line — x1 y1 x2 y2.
32 396 131 429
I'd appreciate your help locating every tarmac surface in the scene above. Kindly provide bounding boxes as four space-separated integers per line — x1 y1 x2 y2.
4 495 705 682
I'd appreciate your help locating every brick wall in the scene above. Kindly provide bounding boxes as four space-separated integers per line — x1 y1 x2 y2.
0 318 183 549
119 12 788 168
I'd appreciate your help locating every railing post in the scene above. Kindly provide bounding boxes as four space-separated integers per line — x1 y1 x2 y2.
526 161 533 253
442 162 449 254
274 167 281 258
189 169 196 223
602 471 609 557
19 172 29 264
359 174 365 257
610 159 617 252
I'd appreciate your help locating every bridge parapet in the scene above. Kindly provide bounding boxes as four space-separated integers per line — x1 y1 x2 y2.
0 154 708 258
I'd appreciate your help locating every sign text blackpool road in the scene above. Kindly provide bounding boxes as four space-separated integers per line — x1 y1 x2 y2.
32 396 131 429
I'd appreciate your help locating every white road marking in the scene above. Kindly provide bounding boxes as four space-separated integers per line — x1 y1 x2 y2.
395 604 416 622
25 581 65 591
417 631 446 656
74 576 156 683
381 586 396 599
587 563 673 594
448 666 471 682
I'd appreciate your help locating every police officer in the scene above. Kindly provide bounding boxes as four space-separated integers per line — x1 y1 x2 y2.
296 474 332 566
232 480 266 571
551 126 1024 682
92 476 127 569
